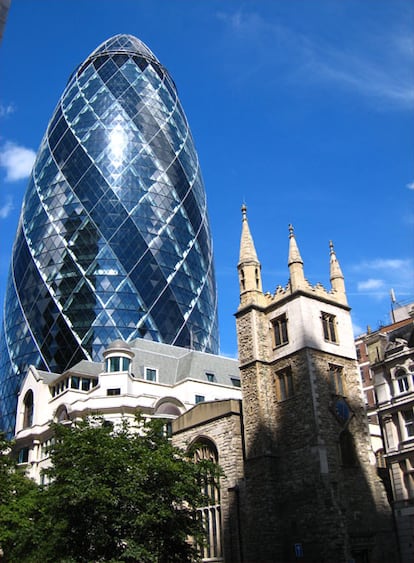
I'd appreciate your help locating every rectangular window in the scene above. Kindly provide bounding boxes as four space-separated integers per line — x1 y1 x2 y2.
206 372 216 382
195 395 205 404
81 378 91 392
145 367 157 382
322 312 337 343
329 364 344 395
272 314 289 347
396 370 410 394
18 448 29 464
398 376 409 393
109 357 121 372
231 377 241 388
107 388 121 396
276 367 294 401
70 376 80 389
402 409 414 438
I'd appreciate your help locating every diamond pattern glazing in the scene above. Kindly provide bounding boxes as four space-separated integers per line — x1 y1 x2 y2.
0 35 219 434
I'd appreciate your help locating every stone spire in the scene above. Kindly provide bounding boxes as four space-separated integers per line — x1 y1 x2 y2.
238 204 262 301
329 240 347 302
239 204 259 264
288 224 306 292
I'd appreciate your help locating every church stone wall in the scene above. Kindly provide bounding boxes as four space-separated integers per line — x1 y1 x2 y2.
172 400 246 563
236 298 398 562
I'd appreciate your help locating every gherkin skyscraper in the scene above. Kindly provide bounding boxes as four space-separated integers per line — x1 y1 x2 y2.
0 34 219 434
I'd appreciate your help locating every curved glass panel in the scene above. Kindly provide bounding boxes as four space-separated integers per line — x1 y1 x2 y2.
0 34 219 434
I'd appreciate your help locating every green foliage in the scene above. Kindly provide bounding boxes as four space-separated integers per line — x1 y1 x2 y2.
0 415 219 563
0 433 41 562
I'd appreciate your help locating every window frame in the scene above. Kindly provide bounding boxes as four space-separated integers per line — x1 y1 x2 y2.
329 363 344 396
23 390 34 428
321 312 338 343
272 314 289 348
192 440 222 560
17 447 29 464
106 356 131 373
395 368 410 394
276 366 294 401
401 408 414 439
145 367 158 382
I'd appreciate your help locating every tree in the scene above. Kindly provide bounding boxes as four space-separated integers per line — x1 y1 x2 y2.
34 415 219 563
0 433 40 562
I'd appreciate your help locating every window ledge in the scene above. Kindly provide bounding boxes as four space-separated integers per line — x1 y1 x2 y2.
273 343 289 351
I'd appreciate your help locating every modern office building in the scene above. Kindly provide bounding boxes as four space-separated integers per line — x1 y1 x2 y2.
0 34 219 434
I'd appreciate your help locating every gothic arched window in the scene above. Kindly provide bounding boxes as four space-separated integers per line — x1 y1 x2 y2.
23 390 34 428
192 439 222 561
55 405 69 423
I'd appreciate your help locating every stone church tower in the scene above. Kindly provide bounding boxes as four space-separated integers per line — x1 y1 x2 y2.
235 206 397 563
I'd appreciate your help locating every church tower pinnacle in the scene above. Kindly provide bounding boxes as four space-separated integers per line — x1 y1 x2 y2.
288 224 306 292
329 240 347 304
238 204 263 304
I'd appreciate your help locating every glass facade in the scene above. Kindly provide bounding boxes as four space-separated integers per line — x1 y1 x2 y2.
0 34 219 434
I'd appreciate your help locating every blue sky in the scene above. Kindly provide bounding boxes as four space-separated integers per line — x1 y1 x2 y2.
0 0 413 358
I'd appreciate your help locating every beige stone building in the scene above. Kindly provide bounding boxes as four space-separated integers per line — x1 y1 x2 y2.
365 317 414 563
14 338 242 484
173 206 398 563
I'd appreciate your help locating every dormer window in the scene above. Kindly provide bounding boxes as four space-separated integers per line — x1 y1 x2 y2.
71 376 80 389
52 376 98 397
145 367 157 382
103 340 134 374
106 356 131 373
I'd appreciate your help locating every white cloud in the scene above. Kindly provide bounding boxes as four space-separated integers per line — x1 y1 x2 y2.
353 258 411 272
217 9 414 109
351 257 413 303
357 279 384 291
0 195 14 219
0 103 15 118
407 181 414 190
0 142 36 182
309 51 413 108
